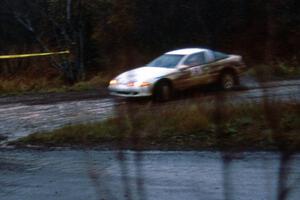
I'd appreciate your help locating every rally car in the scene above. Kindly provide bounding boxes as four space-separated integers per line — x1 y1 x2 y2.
108 48 247 101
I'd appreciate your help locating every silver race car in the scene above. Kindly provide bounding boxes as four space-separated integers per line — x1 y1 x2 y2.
108 48 247 101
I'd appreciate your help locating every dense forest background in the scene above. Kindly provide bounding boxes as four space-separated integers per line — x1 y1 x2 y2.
0 0 299 83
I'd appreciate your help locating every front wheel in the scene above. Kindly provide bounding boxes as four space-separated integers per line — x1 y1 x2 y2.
219 72 238 90
153 81 173 102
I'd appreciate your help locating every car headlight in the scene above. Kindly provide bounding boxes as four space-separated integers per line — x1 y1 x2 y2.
127 81 151 87
109 79 118 85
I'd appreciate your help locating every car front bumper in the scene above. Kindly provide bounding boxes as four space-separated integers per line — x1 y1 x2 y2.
108 84 153 97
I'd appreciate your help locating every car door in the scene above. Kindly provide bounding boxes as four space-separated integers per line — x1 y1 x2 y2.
175 52 207 89
200 51 230 83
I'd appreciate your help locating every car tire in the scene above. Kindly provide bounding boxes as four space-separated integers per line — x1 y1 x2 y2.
153 81 173 102
219 71 238 90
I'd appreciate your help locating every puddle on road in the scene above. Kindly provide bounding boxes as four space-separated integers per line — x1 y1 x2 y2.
0 98 117 143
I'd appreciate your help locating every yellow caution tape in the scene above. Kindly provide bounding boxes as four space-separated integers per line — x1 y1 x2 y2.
0 50 70 59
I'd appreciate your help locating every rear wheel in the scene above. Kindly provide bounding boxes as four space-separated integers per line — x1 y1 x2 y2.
220 71 238 90
153 81 172 102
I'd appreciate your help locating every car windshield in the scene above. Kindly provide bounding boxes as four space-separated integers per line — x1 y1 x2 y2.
146 54 184 68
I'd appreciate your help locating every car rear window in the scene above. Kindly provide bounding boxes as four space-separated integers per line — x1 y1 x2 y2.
183 52 206 66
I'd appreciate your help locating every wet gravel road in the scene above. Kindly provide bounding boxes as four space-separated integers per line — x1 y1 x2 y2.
0 77 300 143
0 98 117 143
0 150 300 200
1 78 300 200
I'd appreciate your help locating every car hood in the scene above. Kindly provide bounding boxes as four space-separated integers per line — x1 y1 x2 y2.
116 66 177 82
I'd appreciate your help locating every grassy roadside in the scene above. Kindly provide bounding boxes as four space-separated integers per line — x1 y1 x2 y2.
0 74 111 96
11 101 300 151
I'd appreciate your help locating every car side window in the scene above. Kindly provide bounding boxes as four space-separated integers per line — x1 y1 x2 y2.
213 51 229 61
183 52 206 66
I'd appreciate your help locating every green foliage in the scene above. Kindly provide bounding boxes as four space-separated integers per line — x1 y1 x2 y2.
273 61 300 77
1 0 300 80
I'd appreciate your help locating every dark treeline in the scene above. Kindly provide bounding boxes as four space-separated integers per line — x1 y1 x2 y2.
0 0 299 82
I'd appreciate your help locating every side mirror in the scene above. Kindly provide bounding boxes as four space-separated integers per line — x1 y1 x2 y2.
177 65 189 71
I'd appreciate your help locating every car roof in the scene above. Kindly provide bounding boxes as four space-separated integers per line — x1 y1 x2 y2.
166 48 208 55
